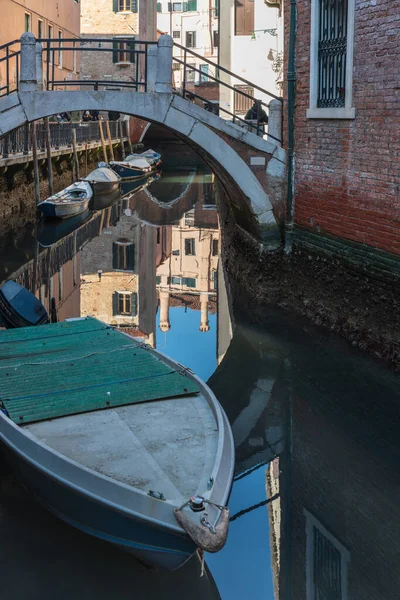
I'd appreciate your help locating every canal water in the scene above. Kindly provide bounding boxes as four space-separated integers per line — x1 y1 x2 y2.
1 159 399 599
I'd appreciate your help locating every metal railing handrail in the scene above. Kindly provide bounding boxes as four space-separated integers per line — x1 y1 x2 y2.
173 41 283 103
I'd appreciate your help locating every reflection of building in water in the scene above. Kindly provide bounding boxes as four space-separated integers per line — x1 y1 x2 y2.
80 200 169 347
266 457 281 599
156 208 219 333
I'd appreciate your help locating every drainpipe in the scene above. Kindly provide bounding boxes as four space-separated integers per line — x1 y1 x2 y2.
285 0 296 251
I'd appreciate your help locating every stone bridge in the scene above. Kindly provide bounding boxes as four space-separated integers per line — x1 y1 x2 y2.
0 34 286 245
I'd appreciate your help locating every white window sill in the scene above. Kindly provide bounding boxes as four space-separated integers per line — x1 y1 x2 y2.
116 62 133 67
117 11 133 14
307 107 356 119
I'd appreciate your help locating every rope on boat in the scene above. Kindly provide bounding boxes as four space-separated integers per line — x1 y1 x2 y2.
229 492 280 523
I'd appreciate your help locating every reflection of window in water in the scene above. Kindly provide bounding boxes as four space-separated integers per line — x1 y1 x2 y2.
168 276 196 288
212 270 217 290
212 238 218 256
184 238 196 256
112 292 137 316
304 509 350 600
113 240 135 271
172 250 180 256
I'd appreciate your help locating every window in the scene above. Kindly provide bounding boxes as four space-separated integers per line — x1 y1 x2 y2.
234 84 254 114
113 38 136 64
185 238 196 256
156 228 161 244
168 276 197 288
186 31 196 48
58 31 63 68
169 2 182 10
186 62 196 82
199 64 209 82
112 292 138 316
38 19 44 40
157 2 162 12
172 62 181 71
212 270 217 290
213 30 219 48
24 13 31 32
156 275 161 285
308 0 355 119
304 510 350 600
173 30 181 39
113 0 138 12
187 0 197 9
214 0 219 17
168 0 196 9
112 240 135 270
235 0 254 36
172 249 180 255
212 239 218 256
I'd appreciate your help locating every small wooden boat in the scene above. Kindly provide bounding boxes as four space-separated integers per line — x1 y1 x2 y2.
0 317 234 570
83 165 121 196
109 157 153 180
0 280 49 328
126 149 162 168
37 182 93 219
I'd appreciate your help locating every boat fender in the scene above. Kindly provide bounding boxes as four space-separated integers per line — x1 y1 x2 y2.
174 499 230 553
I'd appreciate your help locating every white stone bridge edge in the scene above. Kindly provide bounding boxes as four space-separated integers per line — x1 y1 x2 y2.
0 33 286 238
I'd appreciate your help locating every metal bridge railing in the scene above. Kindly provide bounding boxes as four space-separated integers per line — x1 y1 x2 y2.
0 120 128 159
172 42 283 142
0 40 21 97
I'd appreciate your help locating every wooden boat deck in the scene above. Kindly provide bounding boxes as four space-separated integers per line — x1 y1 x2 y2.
0 318 199 425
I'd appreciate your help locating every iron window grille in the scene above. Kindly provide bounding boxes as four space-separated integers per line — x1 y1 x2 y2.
317 0 348 108
173 30 181 39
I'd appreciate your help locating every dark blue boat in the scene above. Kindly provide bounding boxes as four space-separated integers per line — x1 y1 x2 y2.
0 280 49 328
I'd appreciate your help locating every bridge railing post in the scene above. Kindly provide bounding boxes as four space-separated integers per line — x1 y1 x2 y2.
268 99 283 147
35 42 43 91
155 35 173 94
147 45 158 92
20 32 39 92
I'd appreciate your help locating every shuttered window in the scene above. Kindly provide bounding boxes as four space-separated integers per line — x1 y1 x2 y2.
157 2 162 11
112 39 136 64
234 84 254 114
112 292 138 316
235 0 254 36
112 241 135 270
113 0 138 12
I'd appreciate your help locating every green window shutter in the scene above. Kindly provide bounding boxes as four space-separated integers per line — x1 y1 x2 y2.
157 2 162 12
185 278 196 288
215 0 219 17
113 0 119 12
187 0 197 10
168 2 172 11
131 0 138 12
131 293 138 316
112 292 119 315
129 39 136 63
112 40 119 64
156 275 161 284
127 243 135 270
112 242 118 266
183 2 188 11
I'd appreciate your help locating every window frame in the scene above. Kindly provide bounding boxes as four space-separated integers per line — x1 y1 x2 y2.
24 12 31 33
113 36 136 65
118 292 132 315
184 238 196 256
58 30 63 69
112 240 135 271
304 509 350 600
118 0 134 12
307 0 355 119
38 19 44 40
185 31 196 49
48 25 53 64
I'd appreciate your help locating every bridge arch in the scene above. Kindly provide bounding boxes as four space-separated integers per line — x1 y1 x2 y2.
0 90 281 241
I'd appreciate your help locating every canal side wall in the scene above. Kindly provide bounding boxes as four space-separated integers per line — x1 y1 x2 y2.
282 0 399 282
216 181 400 370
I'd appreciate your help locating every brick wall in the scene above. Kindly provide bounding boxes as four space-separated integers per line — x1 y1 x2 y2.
285 0 400 257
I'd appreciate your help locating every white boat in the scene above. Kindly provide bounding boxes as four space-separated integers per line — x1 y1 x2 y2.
126 149 162 168
37 181 93 219
109 157 153 180
83 164 121 196
0 317 234 570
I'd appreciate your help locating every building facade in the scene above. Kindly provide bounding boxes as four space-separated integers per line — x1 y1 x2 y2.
286 0 400 274
219 0 284 119
156 0 219 100
0 0 81 92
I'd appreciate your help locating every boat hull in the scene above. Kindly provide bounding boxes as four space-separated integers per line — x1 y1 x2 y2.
110 163 151 180
1 442 195 570
38 198 90 219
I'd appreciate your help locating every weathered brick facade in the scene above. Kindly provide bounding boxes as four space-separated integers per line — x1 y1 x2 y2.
285 0 400 258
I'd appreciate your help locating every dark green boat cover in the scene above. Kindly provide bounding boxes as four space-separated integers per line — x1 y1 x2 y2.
0 318 199 425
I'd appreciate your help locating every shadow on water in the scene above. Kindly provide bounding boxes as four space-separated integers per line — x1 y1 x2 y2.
1 152 400 599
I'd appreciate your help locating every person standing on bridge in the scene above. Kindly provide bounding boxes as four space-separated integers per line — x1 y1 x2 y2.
245 99 268 124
